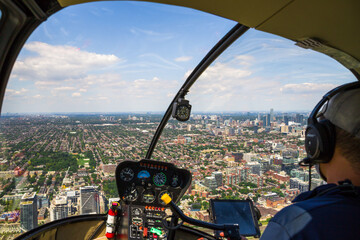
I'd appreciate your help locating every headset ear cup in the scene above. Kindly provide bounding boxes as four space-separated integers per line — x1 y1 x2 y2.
305 120 335 164
305 124 322 161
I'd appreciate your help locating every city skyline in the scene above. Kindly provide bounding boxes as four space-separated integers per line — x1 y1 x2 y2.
1 110 310 115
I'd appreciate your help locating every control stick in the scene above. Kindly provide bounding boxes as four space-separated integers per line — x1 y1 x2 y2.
161 194 241 240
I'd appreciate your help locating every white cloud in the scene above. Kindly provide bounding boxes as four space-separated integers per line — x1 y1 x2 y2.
72 92 81 97
191 61 252 96
98 96 109 100
235 55 255 66
53 86 76 91
187 55 345 111
33 94 44 99
6 88 28 95
280 83 337 94
35 81 60 88
79 88 87 92
12 42 122 82
4 88 29 100
174 56 192 62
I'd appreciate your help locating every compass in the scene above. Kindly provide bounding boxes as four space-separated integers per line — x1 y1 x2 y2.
172 98 192 121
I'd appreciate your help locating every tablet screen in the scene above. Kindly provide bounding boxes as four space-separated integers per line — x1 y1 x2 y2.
210 200 260 237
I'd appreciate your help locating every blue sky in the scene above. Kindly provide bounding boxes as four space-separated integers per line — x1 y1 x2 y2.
2 1 357 113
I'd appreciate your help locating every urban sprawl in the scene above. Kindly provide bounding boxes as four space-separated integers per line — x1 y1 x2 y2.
0 111 322 239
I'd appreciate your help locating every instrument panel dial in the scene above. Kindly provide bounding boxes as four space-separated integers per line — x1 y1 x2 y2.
171 174 181 188
120 167 134 182
124 187 138 202
132 207 142 216
153 172 167 186
142 190 156 204
137 170 150 179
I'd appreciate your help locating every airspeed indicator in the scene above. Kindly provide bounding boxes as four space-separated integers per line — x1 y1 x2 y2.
120 168 134 182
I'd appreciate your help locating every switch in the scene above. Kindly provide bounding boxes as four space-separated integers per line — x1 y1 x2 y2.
143 227 148 237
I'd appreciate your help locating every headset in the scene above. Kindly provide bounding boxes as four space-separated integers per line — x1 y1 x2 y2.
301 81 360 167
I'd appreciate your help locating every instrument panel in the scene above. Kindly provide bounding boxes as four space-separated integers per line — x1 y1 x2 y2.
116 159 192 240
116 159 191 207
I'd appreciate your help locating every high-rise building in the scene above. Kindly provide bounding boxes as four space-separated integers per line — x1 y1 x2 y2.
246 162 261 176
284 115 289 125
50 196 68 221
295 114 304 125
204 177 218 190
226 174 240 185
37 194 49 209
212 172 223 187
20 192 38 232
270 108 274 122
80 186 100 215
264 114 271 126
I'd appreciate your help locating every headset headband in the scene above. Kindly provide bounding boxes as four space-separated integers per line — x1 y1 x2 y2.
308 81 360 126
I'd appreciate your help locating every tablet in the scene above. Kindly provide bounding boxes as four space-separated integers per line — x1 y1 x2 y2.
209 199 261 237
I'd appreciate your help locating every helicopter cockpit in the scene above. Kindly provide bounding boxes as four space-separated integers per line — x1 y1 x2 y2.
0 0 359 240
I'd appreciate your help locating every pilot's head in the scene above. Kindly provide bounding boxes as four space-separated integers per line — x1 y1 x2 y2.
320 86 360 184
305 83 360 185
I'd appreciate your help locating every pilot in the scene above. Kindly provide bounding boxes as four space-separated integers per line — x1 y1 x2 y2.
259 82 360 240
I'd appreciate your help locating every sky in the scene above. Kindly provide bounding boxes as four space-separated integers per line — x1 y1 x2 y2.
2 1 357 114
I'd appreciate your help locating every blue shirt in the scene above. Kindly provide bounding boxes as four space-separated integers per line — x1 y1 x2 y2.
260 183 360 240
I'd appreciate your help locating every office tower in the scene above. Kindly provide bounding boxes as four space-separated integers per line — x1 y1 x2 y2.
284 115 289 125
50 196 68 221
204 177 218 190
37 194 49 209
266 114 270 126
80 186 100 215
20 192 38 232
246 162 261 176
295 114 304 124
212 172 223 187
270 108 274 122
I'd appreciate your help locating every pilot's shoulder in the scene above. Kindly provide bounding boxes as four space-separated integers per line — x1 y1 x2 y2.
270 202 314 228
260 203 318 240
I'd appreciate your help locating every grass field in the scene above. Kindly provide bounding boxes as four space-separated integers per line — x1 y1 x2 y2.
77 158 90 167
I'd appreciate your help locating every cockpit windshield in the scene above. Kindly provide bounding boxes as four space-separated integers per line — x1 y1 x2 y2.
0 1 358 239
